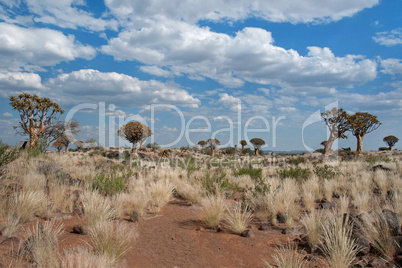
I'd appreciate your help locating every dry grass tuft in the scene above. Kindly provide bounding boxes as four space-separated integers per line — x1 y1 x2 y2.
9 191 51 223
264 242 306 268
148 179 174 214
301 210 324 250
21 220 64 267
0 217 20 238
82 190 116 230
225 202 253 235
320 212 359 268
88 221 138 266
199 194 227 228
60 247 113 268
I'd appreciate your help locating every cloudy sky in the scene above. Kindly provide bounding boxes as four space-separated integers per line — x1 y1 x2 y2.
0 0 401 151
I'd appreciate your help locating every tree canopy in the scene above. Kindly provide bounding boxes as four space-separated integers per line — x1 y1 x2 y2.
383 135 398 151
9 93 65 149
207 138 220 156
240 140 247 150
198 140 207 148
348 112 381 153
250 138 265 155
118 122 153 155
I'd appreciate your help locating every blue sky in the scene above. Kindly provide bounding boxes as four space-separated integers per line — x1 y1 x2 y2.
0 0 401 151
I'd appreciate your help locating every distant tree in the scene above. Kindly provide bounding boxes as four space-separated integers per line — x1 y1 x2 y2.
207 138 220 156
52 140 64 153
198 140 207 148
38 119 80 151
9 93 64 149
348 112 381 153
74 140 85 151
55 134 75 153
240 140 247 151
118 122 153 156
139 126 153 150
383 135 398 151
146 142 160 150
85 138 98 148
250 138 265 156
321 108 350 163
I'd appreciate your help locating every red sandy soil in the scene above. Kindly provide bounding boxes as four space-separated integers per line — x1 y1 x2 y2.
0 199 326 267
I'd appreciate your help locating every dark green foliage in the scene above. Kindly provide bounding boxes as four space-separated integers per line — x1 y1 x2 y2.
241 148 254 155
223 147 236 155
0 140 20 174
314 148 325 153
91 172 126 196
277 166 311 181
234 168 262 180
202 173 238 195
290 156 305 165
365 156 392 164
146 142 160 149
379 147 390 151
314 165 339 180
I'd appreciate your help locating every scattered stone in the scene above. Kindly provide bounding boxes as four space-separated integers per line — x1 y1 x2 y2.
195 226 204 231
281 227 302 236
319 202 335 210
303 255 319 262
356 236 371 256
216 226 224 232
277 212 286 223
71 225 84 234
240 229 252 237
372 165 392 172
373 188 382 195
0 236 20 246
258 223 270 231
381 209 401 235
368 258 387 267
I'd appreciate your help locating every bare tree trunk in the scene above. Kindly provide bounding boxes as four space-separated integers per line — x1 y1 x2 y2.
255 148 259 156
356 135 364 153
323 139 335 163
211 148 214 156
132 143 138 157
29 130 37 148
140 140 145 150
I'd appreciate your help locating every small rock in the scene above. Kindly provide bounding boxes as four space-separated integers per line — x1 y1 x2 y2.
303 255 319 262
216 226 224 232
394 254 402 267
356 236 371 256
373 188 382 195
71 225 84 234
258 223 270 231
319 202 335 210
0 236 20 246
368 258 387 267
195 226 204 231
281 227 302 236
240 229 252 237
381 209 401 235
277 212 287 223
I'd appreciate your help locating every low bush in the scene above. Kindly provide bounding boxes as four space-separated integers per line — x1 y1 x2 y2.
277 166 311 181
91 172 126 196
200 194 227 228
234 168 262 180
0 140 20 175
225 202 253 235
314 164 340 180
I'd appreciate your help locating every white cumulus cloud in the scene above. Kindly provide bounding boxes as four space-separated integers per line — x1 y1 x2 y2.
373 28 402 46
381 58 402 75
0 23 96 72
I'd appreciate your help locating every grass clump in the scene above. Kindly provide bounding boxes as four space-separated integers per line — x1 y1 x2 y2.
20 220 64 267
314 164 339 180
276 166 311 181
60 247 112 268
149 179 174 214
225 202 253 235
301 210 324 251
320 213 359 268
199 194 227 228
264 242 306 268
88 221 138 266
234 168 262 180
9 191 51 223
82 191 116 230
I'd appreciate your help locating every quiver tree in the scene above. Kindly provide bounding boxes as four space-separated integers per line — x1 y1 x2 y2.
139 126 153 150
9 93 65 149
52 140 64 153
198 140 207 149
55 134 75 153
383 135 398 151
240 140 247 151
73 141 85 151
348 112 381 153
321 108 350 163
250 138 265 156
118 122 153 157
207 138 220 156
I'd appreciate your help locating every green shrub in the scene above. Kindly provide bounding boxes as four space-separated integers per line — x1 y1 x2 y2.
146 142 160 149
277 166 311 181
0 140 19 174
290 156 305 165
234 168 262 180
314 148 324 153
202 173 238 195
378 147 390 151
314 165 340 180
91 172 126 196
241 148 254 155
365 156 392 164
223 147 236 155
